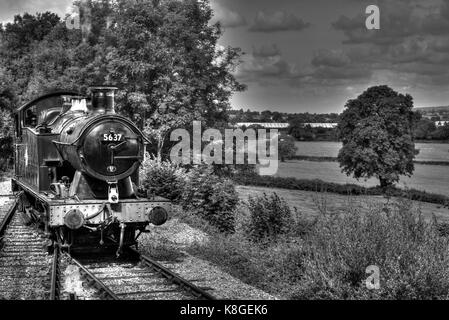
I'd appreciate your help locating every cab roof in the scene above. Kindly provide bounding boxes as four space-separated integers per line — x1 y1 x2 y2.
15 91 85 114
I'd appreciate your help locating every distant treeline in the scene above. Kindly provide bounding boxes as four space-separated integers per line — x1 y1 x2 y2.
415 106 449 121
230 109 449 142
414 118 449 140
229 109 340 123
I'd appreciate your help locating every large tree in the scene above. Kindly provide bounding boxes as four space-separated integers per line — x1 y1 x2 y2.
0 0 245 165
0 0 244 130
337 85 419 188
0 68 16 170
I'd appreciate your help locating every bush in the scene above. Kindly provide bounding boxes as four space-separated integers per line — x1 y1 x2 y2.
189 195 449 299
279 134 298 162
140 154 187 202
181 166 238 233
244 193 295 242
292 199 449 299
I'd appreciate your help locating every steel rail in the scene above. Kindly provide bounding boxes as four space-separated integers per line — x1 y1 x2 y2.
1 198 60 300
0 200 17 237
65 253 119 300
127 246 216 300
50 246 61 300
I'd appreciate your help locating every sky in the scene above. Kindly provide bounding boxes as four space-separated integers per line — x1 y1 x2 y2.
1 0 449 113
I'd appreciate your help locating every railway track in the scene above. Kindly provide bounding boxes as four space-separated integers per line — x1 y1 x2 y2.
64 247 216 300
1 196 216 300
0 197 56 300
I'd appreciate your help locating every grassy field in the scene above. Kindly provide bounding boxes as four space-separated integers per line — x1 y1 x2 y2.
275 160 449 197
236 185 449 223
295 141 449 162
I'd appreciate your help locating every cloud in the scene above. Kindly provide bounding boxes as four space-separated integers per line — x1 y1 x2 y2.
0 0 72 23
235 45 298 83
211 3 246 28
324 0 449 91
252 44 281 58
332 1 419 45
236 45 372 91
312 49 351 68
421 0 449 35
249 11 310 33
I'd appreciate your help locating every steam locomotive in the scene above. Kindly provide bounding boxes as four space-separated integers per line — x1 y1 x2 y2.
12 86 171 254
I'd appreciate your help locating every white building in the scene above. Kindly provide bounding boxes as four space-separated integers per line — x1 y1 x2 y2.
303 123 338 128
235 122 290 130
435 121 449 127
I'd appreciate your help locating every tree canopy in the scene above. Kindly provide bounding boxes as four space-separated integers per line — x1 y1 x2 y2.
0 0 245 166
0 0 244 125
337 85 419 188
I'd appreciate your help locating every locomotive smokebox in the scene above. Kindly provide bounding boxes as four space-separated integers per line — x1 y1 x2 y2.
89 86 118 114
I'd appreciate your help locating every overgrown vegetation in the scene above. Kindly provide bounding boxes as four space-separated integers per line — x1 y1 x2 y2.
181 166 238 233
187 193 449 299
141 159 239 233
140 155 187 202
244 193 294 242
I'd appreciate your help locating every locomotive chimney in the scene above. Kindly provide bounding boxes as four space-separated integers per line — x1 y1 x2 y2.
89 86 118 114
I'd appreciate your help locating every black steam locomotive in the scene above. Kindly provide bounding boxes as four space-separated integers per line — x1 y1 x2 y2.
12 86 171 254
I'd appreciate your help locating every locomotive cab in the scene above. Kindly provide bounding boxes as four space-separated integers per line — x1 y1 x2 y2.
12 87 170 255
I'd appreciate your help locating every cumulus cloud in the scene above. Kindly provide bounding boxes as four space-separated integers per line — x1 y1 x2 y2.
312 49 351 68
252 44 281 58
332 1 423 45
249 11 310 33
421 0 449 35
327 0 449 90
211 3 246 28
237 45 373 90
235 45 299 83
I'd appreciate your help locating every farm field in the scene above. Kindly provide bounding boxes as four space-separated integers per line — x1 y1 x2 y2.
273 160 449 196
295 141 449 162
236 185 449 223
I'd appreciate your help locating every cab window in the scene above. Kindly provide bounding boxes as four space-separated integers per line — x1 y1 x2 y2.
14 114 21 137
24 105 38 128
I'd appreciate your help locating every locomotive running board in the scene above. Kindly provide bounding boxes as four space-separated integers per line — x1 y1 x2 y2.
11 178 173 227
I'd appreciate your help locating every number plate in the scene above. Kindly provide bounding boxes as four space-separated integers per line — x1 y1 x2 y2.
102 133 124 142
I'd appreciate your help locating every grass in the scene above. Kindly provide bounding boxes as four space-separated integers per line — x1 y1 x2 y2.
233 172 449 207
236 185 449 224
290 155 449 166
181 192 449 300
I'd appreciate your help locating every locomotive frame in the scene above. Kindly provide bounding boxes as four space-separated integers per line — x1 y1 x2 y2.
12 87 171 255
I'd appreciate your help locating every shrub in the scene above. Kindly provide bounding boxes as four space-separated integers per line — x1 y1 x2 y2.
292 199 449 299
181 165 238 233
186 191 449 299
140 154 187 202
279 134 298 162
244 193 295 242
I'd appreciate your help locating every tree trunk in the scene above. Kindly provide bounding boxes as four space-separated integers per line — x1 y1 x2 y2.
379 177 391 189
